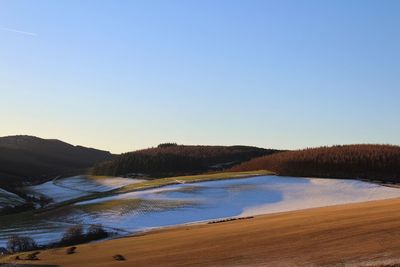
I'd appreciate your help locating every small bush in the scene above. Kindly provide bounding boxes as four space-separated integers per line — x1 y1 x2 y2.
60 225 84 246
113 254 126 261
0 247 8 255
25 251 40 260
87 224 108 240
6 235 37 253
66 246 77 254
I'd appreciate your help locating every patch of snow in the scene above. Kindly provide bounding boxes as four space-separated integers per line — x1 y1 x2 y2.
27 176 144 203
86 177 144 191
0 188 25 208
27 180 89 203
240 177 400 216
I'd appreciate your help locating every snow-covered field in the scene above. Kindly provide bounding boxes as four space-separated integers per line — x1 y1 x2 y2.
53 176 143 193
0 188 25 209
2 175 400 247
27 176 143 203
72 175 400 232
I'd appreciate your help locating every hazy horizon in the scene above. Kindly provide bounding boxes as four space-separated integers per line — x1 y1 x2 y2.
1 0 399 153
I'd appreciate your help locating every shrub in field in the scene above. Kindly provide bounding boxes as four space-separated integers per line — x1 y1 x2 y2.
66 246 77 254
87 224 108 240
59 224 108 246
113 254 126 261
0 247 7 255
6 235 37 253
60 225 85 246
25 251 40 260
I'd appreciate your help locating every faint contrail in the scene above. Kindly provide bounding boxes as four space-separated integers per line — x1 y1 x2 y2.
2 27 37 36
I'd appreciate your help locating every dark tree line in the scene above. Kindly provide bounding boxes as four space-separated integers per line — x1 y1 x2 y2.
231 145 400 182
90 145 278 177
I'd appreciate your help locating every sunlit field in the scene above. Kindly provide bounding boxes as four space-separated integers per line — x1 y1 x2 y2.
2 173 400 248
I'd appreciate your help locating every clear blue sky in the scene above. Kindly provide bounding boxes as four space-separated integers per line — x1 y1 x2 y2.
1 0 399 153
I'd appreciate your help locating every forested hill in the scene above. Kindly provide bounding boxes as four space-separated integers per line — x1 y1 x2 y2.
231 144 400 182
90 144 278 177
0 135 113 189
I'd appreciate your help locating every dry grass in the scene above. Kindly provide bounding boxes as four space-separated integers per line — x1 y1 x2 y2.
4 198 400 266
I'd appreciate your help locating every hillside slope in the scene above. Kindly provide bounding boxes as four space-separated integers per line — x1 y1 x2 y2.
6 198 400 266
90 144 278 177
231 144 400 182
0 135 113 189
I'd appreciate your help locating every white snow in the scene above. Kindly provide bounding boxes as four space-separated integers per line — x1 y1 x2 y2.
28 180 89 203
73 176 400 235
239 177 400 216
0 188 25 208
27 176 143 203
54 176 144 193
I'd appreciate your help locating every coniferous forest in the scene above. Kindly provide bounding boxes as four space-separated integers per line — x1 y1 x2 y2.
231 145 400 182
90 144 278 177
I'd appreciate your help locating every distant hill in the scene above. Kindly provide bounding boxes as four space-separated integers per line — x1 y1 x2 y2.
0 135 113 189
90 144 278 177
231 144 400 182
